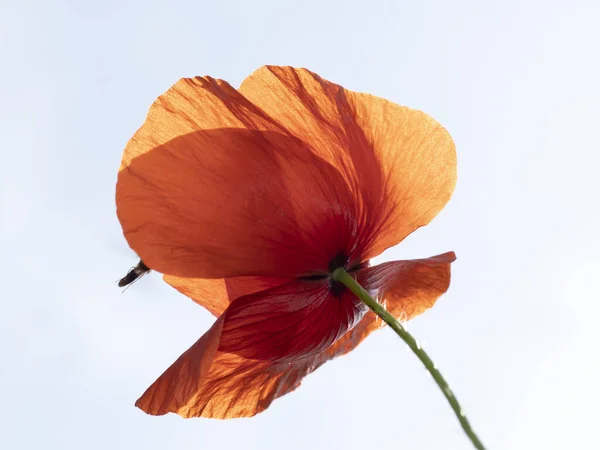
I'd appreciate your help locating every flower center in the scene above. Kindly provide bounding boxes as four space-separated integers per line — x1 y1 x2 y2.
328 251 350 297
299 252 368 296
328 251 349 273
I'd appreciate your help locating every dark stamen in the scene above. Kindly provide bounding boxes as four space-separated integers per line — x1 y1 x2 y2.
329 279 345 297
300 252 367 297
299 273 328 281
328 252 350 297
328 251 349 272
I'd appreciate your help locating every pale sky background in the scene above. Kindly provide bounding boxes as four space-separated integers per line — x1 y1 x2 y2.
1 0 599 449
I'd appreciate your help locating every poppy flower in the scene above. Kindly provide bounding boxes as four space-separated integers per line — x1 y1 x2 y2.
116 65 456 419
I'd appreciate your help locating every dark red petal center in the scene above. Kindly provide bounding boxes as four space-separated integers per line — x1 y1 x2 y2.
218 275 368 362
299 251 368 297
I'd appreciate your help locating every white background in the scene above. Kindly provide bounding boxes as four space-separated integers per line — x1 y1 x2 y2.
1 0 599 449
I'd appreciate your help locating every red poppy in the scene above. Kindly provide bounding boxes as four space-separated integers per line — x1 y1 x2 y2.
116 65 456 419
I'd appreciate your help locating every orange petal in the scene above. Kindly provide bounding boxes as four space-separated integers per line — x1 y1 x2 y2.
217 279 366 362
117 77 361 277
137 278 367 417
118 67 455 279
137 341 322 418
240 66 457 260
137 253 454 418
162 274 291 316
136 315 225 417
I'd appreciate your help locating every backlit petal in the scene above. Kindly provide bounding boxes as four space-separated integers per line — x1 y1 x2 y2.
136 315 225 417
136 279 367 417
118 67 455 279
240 66 456 261
137 340 324 419
218 279 366 362
117 77 360 277
137 254 453 418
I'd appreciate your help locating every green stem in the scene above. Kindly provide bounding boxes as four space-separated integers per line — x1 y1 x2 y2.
332 267 486 450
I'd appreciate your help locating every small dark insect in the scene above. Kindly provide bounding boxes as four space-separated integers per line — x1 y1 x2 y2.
118 259 151 288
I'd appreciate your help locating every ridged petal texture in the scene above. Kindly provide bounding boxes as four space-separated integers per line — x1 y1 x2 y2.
136 253 455 418
117 66 455 279
116 66 457 418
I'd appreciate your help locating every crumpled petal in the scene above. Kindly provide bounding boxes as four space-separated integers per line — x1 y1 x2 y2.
163 274 291 316
136 278 366 417
118 115 357 278
118 67 455 279
240 66 457 261
217 280 366 362
136 253 454 418
136 315 225 417
136 336 324 419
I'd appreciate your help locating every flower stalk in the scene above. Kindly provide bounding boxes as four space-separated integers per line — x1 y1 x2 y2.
331 267 486 450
